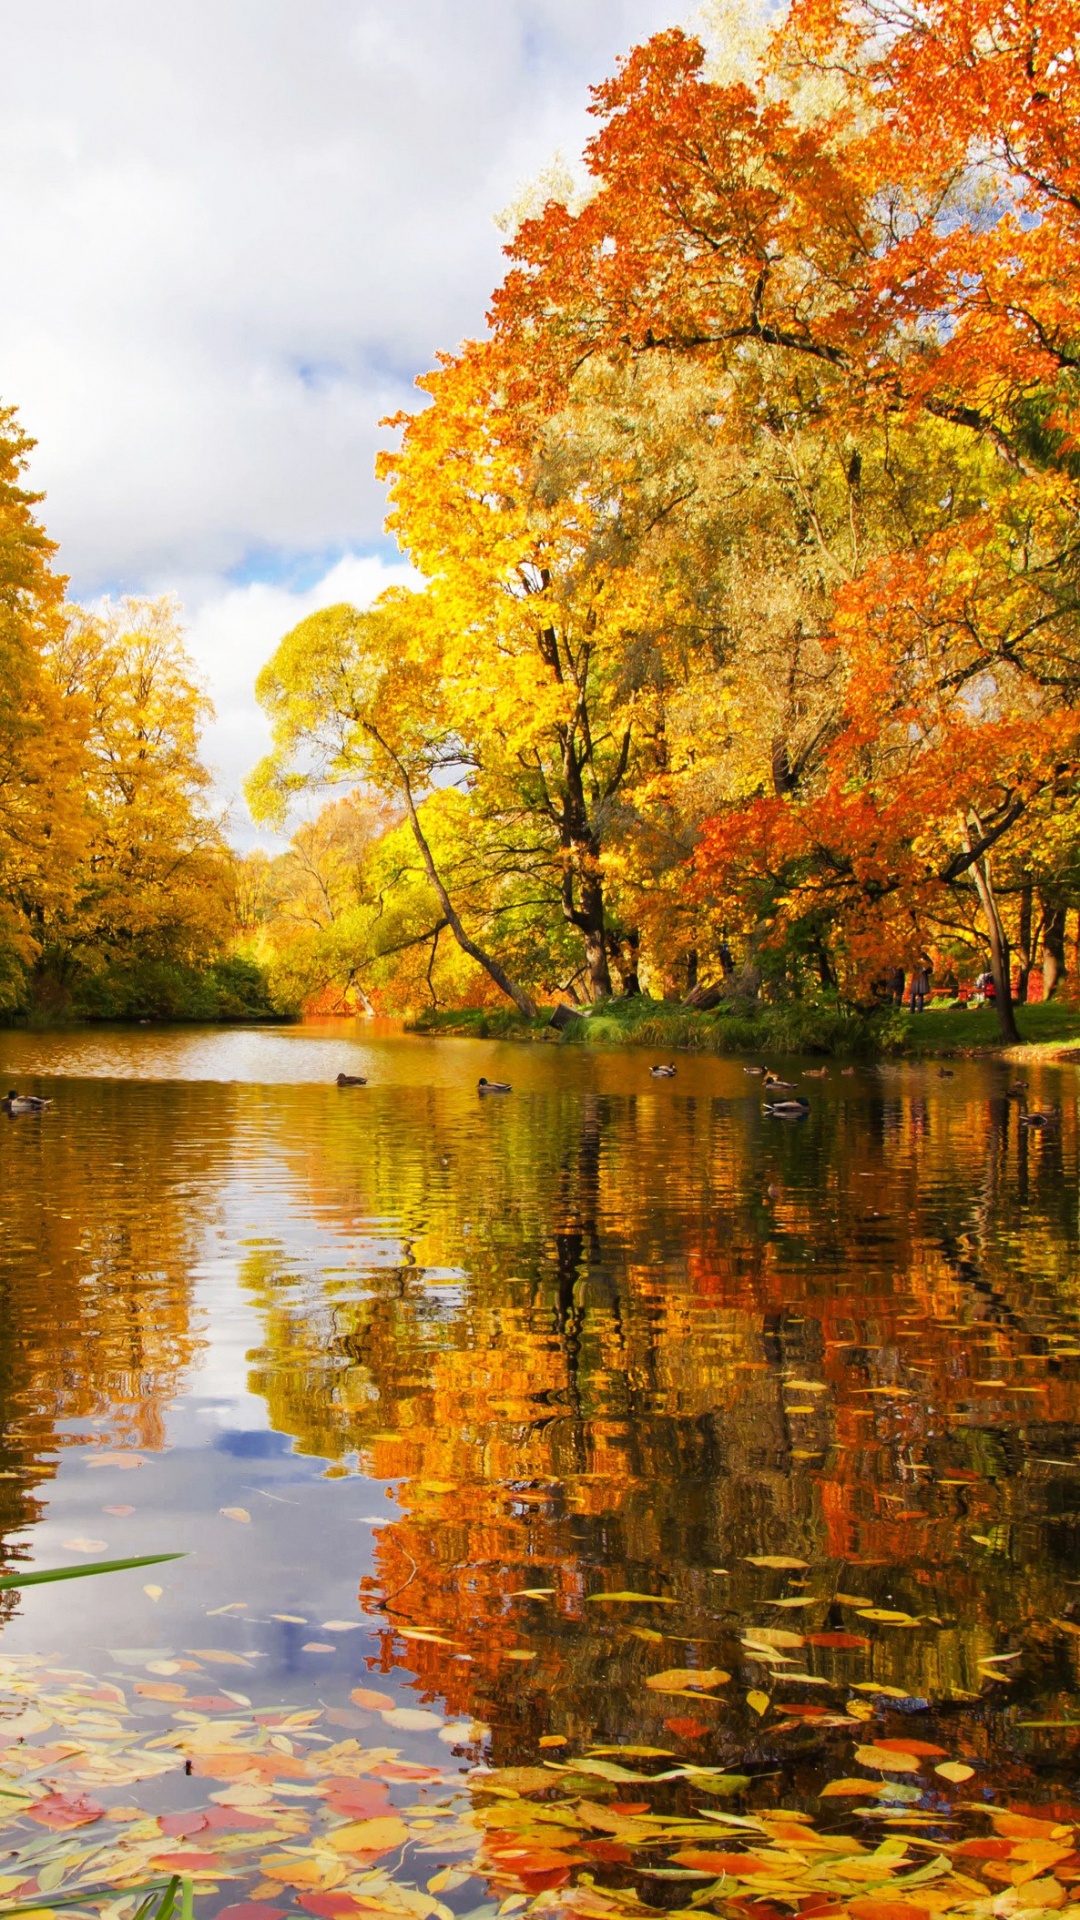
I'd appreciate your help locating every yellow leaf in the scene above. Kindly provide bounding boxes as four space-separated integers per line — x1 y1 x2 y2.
587 1591 677 1604
820 1780 885 1798
329 1815 410 1855
745 1556 809 1570
855 1609 922 1625
854 1745 922 1773
645 1669 730 1692
746 1691 770 1716
143 1585 163 1602
185 1649 255 1667
934 1762 975 1783
220 1507 251 1524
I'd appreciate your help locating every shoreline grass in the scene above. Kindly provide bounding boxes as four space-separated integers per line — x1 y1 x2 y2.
405 995 1080 1059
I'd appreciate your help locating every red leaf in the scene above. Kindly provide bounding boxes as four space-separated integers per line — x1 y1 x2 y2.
583 1841 633 1864
847 1903 931 1920
159 1812 209 1839
300 1898 386 1920
664 1715 708 1738
323 1778 391 1818
953 1840 1014 1860
875 1739 947 1757
806 1633 871 1649
375 1762 444 1781
151 1852 220 1870
27 1793 106 1830
217 1906 285 1920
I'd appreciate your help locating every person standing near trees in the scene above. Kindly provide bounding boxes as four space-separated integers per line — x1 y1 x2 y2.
909 958 932 1014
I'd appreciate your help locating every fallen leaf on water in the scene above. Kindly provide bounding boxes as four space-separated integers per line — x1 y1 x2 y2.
303 1643 337 1653
221 1507 251 1524
645 1668 729 1692
854 1744 923 1772
186 1649 255 1667
539 1735 567 1748
427 1867 474 1894
745 1556 809 1570
820 1779 886 1797
586 1591 677 1604
876 1739 947 1756
351 1687 395 1710
144 1584 163 1601
134 1681 189 1701
663 1717 708 1739
771 1596 820 1608
26 1791 106 1830
746 1628 805 1648
935 1761 975 1782
503 1650 538 1662
511 1589 556 1598
273 1614 308 1624
328 1814 410 1856
103 1504 135 1516
746 1691 770 1716
628 1627 665 1643
86 1453 147 1468
856 1609 923 1625
380 1707 443 1730
320 1620 361 1631
62 1537 109 1552
587 1744 675 1757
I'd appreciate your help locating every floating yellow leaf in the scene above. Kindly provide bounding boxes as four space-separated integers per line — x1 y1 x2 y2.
645 1668 729 1692
220 1507 251 1524
143 1584 162 1602
856 1609 922 1625
502 1650 537 1662
746 1691 770 1716
329 1814 410 1855
745 1556 809 1570
820 1779 885 1798
935 1761 975 1782
587 1591 677 1604
854 1744 923 1773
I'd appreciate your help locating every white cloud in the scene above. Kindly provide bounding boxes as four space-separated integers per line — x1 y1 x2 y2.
180 552 415 845
0 0 693 824
2 0 689 589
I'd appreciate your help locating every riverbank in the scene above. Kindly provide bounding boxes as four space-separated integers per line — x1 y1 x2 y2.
406 995 1080 1059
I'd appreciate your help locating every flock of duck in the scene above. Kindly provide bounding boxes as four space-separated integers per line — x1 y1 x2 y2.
1 1067 1058 1127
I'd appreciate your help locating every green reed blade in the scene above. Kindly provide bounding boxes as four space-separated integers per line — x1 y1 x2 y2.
0 1553 185 1591
0 1873 186 1917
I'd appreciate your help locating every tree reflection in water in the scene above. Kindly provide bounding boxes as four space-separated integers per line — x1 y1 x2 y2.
238 1069 1080 1790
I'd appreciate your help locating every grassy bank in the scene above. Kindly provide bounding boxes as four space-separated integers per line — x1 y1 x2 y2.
405 995 1080 1058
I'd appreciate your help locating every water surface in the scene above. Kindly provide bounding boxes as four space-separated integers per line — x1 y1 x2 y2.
1 1021 1079 1890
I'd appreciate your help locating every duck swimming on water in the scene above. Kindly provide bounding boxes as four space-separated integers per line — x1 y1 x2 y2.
478 1077 512 1093
650 1063 677 1078
763 1072 798 1091
3 1091 51 1115
764 1095 810 1119
336 1072 367 1086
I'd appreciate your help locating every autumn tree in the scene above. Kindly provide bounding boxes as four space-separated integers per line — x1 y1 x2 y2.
247 594 540 1017
0 408 86 1005
42 596 234 997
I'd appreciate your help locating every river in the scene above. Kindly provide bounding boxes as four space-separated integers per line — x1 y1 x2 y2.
0 1021 1077 1910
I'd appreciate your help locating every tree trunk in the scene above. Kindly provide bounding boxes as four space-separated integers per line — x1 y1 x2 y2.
1042 898 1067 1000
686 949 698 993
610 927 641 997
561 848 612 1000
394 755 538 1020
1015 875 1033 1003
964 827 1019 1043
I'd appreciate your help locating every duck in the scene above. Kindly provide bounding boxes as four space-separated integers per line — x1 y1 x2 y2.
744 1065 764 1076
840 1067 857 1076
478 1077 512 1093
1019 1108 1058 1129
336 1072 367 1086
804 1066 828 1078
2 1090 52 1115
763 1072 798 1091
650 1063 677 1078
765 1095 810 1119
1006 1082 1027 1099
938 1067 955 1078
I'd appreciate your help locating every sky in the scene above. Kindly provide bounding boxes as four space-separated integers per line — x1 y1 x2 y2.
0 0 693 841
